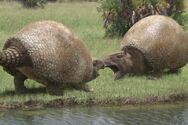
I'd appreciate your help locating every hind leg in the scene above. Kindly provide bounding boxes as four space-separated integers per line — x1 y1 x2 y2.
167 69 181 74
46 84 64 96
14 72 27 93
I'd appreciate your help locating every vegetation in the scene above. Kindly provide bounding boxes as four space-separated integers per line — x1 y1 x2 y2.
0 0 97 8
98 0 185 37
0 2 188 108
18 0 47 8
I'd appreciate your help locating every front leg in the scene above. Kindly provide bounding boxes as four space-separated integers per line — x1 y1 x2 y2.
147 70 162 80
72 83 93 92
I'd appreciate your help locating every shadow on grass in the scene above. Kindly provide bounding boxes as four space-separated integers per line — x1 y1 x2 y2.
0 87 47 96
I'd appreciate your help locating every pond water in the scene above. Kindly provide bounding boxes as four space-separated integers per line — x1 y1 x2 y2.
0 102 188 125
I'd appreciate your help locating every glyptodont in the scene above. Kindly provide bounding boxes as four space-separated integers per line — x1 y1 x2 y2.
1 21 104 95
103 15 188 80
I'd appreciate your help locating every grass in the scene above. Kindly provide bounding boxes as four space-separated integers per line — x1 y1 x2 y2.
0 1 188 108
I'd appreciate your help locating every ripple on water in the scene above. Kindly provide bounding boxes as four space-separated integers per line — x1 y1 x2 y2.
0 103 188 125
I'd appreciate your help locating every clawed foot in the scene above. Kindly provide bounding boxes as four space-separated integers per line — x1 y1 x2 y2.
47 90 64 96
83 86 94 92
147 76 160 80
16 87 28 94
147 71 162 80
80 84 94 92
73 84 94 92
167 69 181 74
46 85 64 96
46 89 64 96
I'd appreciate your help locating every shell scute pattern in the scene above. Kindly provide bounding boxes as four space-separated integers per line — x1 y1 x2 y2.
4 21 94 88
121 15 188 70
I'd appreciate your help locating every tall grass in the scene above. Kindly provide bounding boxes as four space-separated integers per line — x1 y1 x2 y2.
0 2 188 106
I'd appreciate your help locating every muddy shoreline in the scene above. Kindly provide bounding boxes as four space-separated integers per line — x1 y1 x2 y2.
0 93 188 109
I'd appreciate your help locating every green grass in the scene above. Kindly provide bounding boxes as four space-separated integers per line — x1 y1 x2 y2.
0 1 188 107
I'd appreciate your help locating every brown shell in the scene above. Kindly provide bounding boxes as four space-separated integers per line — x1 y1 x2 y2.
121 15 188 70
4 21 93 86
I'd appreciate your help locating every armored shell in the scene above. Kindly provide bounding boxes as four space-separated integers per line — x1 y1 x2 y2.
121 15 188 70
3 21 94 87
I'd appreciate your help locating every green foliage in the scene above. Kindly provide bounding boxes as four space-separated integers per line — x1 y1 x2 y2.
98 0 185 37
57 0 98 2
97 0 132 37
19 0 47 8
0 2 187 106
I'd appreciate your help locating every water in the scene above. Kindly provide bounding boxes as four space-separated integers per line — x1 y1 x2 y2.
0 102 188 125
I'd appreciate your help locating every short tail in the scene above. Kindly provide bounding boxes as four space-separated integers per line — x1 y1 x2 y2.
0 47 25 67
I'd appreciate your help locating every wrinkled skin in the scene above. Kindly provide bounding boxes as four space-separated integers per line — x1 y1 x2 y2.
103 48 150 80
88 59 104 82
93 59 105 71
103 48 183 80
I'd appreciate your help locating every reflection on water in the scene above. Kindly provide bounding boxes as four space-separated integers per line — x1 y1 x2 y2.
0 102 188 125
